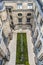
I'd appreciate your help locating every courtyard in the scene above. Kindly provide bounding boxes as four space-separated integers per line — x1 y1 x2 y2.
5 29 36 65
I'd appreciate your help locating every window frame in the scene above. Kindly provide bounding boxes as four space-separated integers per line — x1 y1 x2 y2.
18 18 22 22
17 3 22 9
27 18 30 22
28 3 33 9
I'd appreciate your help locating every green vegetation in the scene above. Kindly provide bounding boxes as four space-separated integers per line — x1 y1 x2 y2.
16 33 30 65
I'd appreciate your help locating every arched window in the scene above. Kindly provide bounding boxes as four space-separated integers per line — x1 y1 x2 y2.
18 13 22 23
18 13 22 16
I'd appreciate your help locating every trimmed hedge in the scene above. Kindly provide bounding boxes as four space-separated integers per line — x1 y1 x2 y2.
16 33 30 65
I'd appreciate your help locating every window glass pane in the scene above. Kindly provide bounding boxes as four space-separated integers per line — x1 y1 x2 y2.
27 13 31 16
18 18 22 22
28 3 33 9
18 13 22 16
17 3 22 9
10 15 13 20
40 19 43 26
9 8 11 12
27 18 30 22
0 60 3 65
0 38 2 43
0 2 3 10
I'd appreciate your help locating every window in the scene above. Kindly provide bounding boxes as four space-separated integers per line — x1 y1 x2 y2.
42 35 43 38
40 19 43 26
37 12 39 18
27 13 31 16
18 18 22 22
0 60 3 65
40 56 43 61
18 13 22 16
27 18 30 22
10 21 14 29
28 3 33 9
35 30 38 38
41 0 43 3
0 35 2 43
37 41 42 51
0 2 3 10
9 8 11 12
39 56 43 61
10 15 13 20
0 29 1 32
17 3 22 9
35 6 36 12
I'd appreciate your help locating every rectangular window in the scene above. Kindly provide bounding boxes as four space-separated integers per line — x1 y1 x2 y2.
27 18 30 22
28 3 33 9
9 8 11 12
10 15 13 20
18 18 22 22
40 19 43 26
37 12 39 18
17 3 22 9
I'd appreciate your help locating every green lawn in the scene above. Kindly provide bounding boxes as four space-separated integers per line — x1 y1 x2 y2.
16 33 30 65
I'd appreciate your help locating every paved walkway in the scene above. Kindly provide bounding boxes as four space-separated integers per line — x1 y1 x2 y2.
5 32 17 65
27 30 36 65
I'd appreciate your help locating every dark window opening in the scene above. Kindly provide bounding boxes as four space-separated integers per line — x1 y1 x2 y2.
18 13 22 16
18 18 22 22
10 22 14 29
27 13 31 16
37 41 42 52
10 15 13 20
0 60 3 65
9 8 11 12
27 18 30 22
40 19 43 26
37 12 39 18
